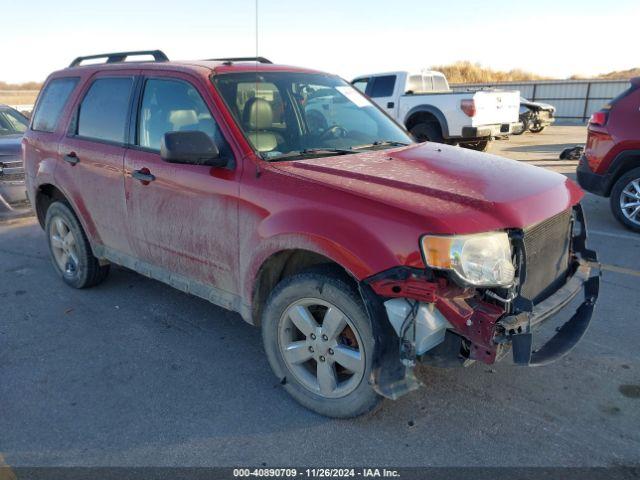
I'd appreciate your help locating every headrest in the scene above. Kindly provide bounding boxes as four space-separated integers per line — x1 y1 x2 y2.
169 110 198 130
243 97 273 130
247 132 278 152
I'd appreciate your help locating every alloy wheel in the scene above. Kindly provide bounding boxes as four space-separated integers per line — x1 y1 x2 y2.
278 298 366 399
49 216 79 276
620 178 640 227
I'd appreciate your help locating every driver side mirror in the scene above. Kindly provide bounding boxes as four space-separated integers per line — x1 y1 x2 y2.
160 131 227 167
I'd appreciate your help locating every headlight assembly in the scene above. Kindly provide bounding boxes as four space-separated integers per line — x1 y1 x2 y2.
421 232 515 287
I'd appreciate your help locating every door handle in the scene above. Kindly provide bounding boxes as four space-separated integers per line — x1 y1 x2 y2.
386 102 395 109
64 152 79 165
131 169 156 183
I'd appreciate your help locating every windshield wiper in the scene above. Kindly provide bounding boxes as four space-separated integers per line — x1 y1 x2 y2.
264 148 357 161
352 140 410 150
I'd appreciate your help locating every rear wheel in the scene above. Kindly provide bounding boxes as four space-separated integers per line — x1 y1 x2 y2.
45 201 110 288
261 267 381 418
409 122 444 144
610 167 640 232
461 140 491 152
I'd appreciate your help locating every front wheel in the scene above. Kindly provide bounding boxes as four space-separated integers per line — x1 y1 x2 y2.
528 124 546 133
610 167 640 232
261 267 381 418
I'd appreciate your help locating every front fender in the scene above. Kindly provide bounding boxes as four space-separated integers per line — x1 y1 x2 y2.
240 207 420 307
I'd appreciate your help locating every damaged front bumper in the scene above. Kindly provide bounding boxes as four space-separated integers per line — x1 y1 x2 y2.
499 205 599 366
360 204 600 399
0 157 30 219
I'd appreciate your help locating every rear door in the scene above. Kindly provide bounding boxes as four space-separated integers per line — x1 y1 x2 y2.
57 71 137 255
123 72 240 296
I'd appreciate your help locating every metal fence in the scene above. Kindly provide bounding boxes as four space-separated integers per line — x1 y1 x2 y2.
0 89 39 113
451 79 631 123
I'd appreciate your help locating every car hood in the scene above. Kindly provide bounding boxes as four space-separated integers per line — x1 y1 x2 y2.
0 134 22 157
521 99 555 112
271 143 583 234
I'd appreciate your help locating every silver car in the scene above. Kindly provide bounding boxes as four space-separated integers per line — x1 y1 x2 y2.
0 105 30 218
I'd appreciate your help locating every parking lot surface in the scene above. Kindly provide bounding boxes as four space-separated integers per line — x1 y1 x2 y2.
1 126 639 467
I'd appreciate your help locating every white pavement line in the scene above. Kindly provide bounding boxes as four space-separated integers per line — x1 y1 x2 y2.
589 229 640 242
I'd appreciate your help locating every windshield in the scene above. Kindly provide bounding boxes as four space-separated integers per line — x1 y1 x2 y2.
0 107 29 136
212 72 412 160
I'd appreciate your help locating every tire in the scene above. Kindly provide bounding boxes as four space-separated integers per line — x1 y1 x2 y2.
44 201 110 288
461 140 491 152
410 122 444 144
610 167 640 233
512 114 529 135
261 267 382 418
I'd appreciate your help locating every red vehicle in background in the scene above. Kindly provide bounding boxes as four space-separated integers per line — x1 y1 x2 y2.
577 77 640 232
23 51 599 418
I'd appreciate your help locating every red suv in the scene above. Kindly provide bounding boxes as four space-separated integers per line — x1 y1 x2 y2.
577 77 640 231
24 51 599 417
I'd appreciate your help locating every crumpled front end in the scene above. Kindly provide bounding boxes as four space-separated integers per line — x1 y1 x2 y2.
0 155 30 219
360 204 600 399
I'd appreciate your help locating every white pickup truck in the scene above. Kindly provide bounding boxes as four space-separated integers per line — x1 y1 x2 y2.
351 71 521 151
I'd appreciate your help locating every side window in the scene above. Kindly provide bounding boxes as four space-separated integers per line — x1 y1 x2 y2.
76 78 134 143
32 77 79 132
407 75 433 94
137 78 229 156
369 76 396 98
0 109 28 134
352 78 369 94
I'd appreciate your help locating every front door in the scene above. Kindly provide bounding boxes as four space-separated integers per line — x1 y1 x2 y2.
367 75 398 117
124 74 240 296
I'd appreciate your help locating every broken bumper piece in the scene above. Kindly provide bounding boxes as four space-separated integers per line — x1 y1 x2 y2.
501 261 600 367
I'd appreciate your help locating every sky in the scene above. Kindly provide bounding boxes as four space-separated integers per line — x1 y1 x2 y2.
0 0 638 83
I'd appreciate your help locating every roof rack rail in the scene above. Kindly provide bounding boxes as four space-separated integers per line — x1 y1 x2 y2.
69 50 169 68
208 57 273 65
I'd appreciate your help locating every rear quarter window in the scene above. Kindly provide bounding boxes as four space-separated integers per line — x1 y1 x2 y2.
32 77 79 132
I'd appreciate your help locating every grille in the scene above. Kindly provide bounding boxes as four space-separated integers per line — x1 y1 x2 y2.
519 209 572 303
0 158 25 182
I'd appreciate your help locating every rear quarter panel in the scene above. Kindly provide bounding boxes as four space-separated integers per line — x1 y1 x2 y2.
23 73 87 216
586 87 640 174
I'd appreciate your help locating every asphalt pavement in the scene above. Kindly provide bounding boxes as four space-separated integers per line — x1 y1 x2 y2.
1 126 639 468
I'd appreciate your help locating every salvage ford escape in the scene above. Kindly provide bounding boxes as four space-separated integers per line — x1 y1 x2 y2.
23 51 599 418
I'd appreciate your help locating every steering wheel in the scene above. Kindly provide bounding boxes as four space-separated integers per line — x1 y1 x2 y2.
320 125 348 140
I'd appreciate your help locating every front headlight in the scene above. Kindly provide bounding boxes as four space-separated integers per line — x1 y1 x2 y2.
421 232 515 287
